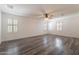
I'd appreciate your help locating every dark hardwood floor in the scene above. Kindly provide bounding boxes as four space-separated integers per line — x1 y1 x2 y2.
0 34 79 55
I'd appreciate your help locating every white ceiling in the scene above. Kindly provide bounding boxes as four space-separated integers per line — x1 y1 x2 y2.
1 4 79 18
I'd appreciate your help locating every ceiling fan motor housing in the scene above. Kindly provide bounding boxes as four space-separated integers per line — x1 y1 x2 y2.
45 13 48 18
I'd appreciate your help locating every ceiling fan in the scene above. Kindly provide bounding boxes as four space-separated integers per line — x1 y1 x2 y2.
43 13 49 20
28 8 65 20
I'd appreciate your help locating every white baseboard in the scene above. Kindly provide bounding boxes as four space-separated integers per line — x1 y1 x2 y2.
50 33 79 38
2 32 47 42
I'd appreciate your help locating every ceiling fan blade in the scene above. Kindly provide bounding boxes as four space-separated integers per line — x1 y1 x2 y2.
47 8 70 16
27 7 47 19
25 14 44 19
49 12 78 20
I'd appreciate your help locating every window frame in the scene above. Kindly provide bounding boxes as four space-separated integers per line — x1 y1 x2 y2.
8 18 18 33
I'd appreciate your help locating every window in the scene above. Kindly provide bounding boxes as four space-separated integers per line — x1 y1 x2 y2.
8 19 12 32
48 22 56 31
13 19 18 32
57 22 63 31
8 19 18 32
43 21 48 31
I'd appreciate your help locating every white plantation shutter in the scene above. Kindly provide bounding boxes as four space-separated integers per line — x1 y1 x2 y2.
8 19 18 32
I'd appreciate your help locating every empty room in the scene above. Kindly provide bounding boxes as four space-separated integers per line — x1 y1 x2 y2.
0 4 79 55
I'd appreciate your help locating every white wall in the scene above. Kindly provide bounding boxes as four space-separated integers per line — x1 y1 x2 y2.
0 10 1 43
2 12 79 42
49 15 79 38
2 12 46 41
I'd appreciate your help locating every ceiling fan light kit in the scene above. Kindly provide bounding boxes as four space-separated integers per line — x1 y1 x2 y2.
45 17 48 21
